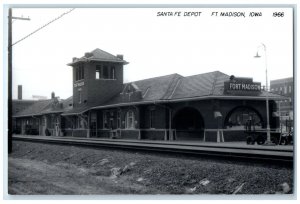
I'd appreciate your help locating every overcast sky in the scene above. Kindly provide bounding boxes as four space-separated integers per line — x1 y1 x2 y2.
10 7 293 100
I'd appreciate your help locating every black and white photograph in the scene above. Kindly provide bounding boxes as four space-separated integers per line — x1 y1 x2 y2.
3 2 296 200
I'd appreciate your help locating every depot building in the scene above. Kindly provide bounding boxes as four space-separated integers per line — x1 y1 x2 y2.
12 48 283 142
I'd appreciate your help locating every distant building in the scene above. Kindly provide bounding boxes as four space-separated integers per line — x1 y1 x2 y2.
270 77 293 130
32 95 48 100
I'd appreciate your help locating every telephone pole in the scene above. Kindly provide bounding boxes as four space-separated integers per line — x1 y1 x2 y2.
8 8 30 154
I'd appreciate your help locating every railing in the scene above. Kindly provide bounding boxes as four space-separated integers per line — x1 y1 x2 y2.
89 128 176 140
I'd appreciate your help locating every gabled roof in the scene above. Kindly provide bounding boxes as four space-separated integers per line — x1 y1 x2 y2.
13 97 74 118
98 74 183 106
68 48 128 66
13 99 55 117
12 99 37 115
133 73 183 101
41 96 73 115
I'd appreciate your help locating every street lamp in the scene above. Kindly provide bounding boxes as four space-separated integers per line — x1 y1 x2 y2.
254 43 271 144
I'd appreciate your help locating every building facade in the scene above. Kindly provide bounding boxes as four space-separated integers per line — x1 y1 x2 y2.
13 48 283 142
270 77 293 131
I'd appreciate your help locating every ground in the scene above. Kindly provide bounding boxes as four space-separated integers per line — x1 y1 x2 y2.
8 141 293 195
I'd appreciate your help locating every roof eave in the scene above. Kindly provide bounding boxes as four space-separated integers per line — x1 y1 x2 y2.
13 113 42 118
67 58 129 66
90 94 286 110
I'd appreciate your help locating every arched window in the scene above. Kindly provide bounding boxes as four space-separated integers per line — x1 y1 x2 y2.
126 110 135 129
225 107 262 130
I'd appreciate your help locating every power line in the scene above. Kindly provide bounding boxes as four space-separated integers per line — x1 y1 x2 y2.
12 8 75 47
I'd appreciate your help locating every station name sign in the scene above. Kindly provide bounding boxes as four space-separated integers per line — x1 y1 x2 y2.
228 82 261 91
224 78 261 96
74 81 84 88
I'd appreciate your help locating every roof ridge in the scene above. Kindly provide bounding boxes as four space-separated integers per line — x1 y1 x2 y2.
127 73 182 84
185 70 227 79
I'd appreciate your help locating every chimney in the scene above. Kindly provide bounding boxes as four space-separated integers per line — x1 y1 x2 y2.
18 85 22 100
51 92 55 99
116 54 123 60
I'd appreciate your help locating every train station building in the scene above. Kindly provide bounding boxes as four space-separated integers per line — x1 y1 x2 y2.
12 48 284 142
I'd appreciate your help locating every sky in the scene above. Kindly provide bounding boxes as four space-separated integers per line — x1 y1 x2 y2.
9 7 294 100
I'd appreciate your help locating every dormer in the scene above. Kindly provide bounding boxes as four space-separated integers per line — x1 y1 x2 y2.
120 83 142 102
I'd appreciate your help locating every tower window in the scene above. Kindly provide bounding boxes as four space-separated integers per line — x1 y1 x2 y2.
96 66 101 79
95 65 116 80
103 66 109 78
75 64 84 81
111 66 115 79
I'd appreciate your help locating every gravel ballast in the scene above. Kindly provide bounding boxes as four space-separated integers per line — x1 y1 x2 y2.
8 140 293 195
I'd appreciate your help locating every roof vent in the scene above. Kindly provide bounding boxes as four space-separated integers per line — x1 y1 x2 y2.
84 52 93 58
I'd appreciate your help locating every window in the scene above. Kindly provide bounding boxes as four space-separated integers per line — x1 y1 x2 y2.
75 64 84 81
103 112 108 129
284 86 287 94
150 109 155 128
103 66 109 78
77 117 81 129
96 66 101 79
42 116 46 126
117 111 121 128
110 66 115 79
225 107 262 130
95 65 116 79
289 86 292 93
126 110 135 129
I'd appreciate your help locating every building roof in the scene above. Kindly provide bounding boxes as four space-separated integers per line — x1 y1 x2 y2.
171 71 228 99
12 99 37 115
13 99 55 117
91 71 285 110
13 97 73 118
61 104 90 116
41 96 73 115
67 48 128 66
13 71 286 117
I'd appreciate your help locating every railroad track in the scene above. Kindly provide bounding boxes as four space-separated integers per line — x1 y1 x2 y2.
12 135 294 165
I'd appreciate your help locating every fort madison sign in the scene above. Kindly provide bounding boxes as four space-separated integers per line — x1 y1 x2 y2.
224 75 262 96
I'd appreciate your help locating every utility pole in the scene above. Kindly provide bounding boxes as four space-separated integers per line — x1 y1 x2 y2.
8 8 30 154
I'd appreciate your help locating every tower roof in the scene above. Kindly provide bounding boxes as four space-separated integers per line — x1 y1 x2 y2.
68 48 128 66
